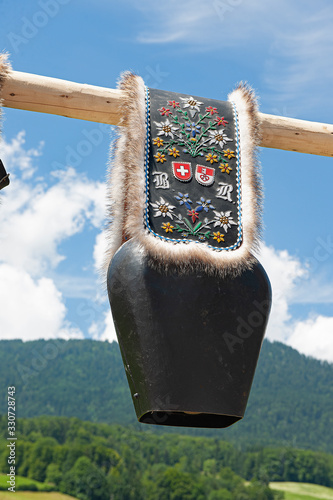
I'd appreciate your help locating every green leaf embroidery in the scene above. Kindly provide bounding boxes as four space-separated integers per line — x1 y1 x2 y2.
193 222 202 233
184 218 192 231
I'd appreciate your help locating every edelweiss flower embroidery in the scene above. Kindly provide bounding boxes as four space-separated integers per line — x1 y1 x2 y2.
209 129 233 149
180 96 203 116
151 198 176 219
213 211 237 232
154 119 179 138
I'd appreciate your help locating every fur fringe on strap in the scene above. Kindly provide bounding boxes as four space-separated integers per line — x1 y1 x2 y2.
103 72 146 271
104 75 263 277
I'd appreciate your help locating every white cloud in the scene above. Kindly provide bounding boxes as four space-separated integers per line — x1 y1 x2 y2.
1 149 106 276
0 263 83 341
258 244 306 342
288 315 333 363
258 243 333 363
0 132 106 341
93 230 108 272
1 131 43 179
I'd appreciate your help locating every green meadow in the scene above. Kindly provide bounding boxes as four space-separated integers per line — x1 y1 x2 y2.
270 482 333 500
0 491 76 500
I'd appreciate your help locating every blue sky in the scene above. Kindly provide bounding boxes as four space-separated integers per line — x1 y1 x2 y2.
0 0 332 361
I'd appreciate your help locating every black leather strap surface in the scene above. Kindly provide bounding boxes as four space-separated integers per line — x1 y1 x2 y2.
145 88 241 251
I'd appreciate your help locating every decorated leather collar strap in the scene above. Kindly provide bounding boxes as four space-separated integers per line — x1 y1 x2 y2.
146 88 242 251
104 73 262 276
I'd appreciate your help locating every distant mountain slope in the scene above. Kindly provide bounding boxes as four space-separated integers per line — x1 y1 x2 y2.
0 338 332 452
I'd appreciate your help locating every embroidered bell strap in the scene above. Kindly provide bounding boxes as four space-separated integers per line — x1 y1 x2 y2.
145 89 242 250
104 74 262 276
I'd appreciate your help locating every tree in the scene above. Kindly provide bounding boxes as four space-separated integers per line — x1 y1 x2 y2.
45 463 62 488
27 437 57 482
208 489 233 500
151 467 204 500
60 456 109 500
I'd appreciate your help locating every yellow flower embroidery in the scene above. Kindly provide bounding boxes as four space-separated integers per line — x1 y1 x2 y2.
154 152 166 163
223 149 235 160
153 137 164 147
162 222 174 233
168 147 180 158
213 231 225 243
206 153 218 164
219 163 232 174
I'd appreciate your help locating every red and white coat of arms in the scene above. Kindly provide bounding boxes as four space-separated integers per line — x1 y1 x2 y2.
195 165 215 186
172 162 192 182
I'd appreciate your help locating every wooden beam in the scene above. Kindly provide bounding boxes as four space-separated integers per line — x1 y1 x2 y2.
258 112 333 157
2 70 124 126
2 70 333 157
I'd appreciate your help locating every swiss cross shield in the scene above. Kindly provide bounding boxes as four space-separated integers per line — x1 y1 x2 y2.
195 165 215 186
172 162 192 182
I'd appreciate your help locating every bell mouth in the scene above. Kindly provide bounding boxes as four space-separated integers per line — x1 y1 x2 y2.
139 410 242 428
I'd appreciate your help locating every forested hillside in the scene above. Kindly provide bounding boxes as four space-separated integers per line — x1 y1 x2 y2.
0 339 332 452
1 416 333 499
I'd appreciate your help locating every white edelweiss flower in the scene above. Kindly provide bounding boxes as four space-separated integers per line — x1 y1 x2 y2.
208 129 233 148
150 197 176 219
179 96 203 117
213 210 237 232
154 119 179 139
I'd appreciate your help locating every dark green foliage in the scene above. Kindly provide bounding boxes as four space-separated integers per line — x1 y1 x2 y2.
0 339 332 452
59 456 109 500
0 339 133 425
27 437 57 482
45 463 62 487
